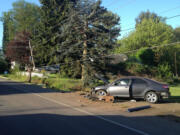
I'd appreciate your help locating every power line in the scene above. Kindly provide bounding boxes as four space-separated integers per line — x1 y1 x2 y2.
121 14 180 32
35 41 180 67
159 5 180 14
166 14 180 20
105 0 136 9
104 0 118 7
119 41 180 55
121 4 180 30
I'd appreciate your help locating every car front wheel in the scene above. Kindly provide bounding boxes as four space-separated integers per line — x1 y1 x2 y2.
145 91 158 103
96 90 107 97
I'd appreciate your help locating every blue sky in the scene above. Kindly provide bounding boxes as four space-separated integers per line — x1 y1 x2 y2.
0 0 180 48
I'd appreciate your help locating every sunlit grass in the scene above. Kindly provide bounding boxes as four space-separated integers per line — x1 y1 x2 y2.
1 73 82 91
170 85 180 96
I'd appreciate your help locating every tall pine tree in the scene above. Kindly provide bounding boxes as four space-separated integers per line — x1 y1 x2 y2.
59 0 120 86
33 0 76 66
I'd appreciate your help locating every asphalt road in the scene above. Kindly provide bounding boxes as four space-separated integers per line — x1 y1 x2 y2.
0 78 180 135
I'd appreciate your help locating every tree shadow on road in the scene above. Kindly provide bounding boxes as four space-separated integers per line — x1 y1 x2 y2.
0 113 180 135
0 80 62 95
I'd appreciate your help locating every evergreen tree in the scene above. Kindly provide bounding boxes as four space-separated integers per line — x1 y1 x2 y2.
59 0 120 86
33 0 76 66
1 11 15 53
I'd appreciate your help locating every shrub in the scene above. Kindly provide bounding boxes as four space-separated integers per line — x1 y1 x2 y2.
0 58 8 73
126 62 151 75
157 63 173 81
136 48 155 65
59 60 81 79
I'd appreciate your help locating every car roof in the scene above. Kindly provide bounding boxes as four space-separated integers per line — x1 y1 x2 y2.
118 76 163 84
118 76 145 80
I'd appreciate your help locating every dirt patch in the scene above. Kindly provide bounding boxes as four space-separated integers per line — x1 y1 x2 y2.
42 91 180 123
74 91 180 121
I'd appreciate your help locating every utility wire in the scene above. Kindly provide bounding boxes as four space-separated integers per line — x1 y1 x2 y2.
166 14 180 20
120 41 180 54
105 0 119 7
159 5 180 14
121 14 180 32
36 41 180 67
121 4 180 30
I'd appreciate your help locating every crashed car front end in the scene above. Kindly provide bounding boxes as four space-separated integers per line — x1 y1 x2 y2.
91 85 108 94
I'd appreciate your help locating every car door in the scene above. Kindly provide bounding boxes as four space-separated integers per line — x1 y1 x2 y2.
132 78 148 97
107 79 130 97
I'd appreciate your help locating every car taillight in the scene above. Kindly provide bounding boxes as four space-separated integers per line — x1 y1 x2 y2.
162 85 169 89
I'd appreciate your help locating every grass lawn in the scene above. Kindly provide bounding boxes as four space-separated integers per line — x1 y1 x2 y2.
169 85 180 103
0 73 82 91
170 85 180 96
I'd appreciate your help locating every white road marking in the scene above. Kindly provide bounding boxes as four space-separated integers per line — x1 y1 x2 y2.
0 79 149 135
33 93 149 135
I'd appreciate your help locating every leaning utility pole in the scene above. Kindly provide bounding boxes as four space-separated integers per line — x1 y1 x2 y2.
27 40 35 83
29 40 35 70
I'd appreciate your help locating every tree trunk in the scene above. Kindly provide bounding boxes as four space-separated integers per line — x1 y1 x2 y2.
81 21 88 85
81 40 87 82
28 67 32 83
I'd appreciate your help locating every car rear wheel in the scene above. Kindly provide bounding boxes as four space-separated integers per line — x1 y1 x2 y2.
96 90 107 97
145 91 158 103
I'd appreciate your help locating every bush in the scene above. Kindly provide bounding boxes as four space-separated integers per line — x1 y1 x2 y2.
157 63 173 82
136 48 155 65
126 62 151 75
59 59 81 78
10 64 20 75
0 58 8 73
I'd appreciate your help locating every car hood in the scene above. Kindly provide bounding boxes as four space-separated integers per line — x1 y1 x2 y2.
95 73 109 84
94 85 108 90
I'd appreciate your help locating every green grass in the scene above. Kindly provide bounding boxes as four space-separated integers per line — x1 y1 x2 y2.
44 77 82 91
169 85 180 103
1 73 27 82
170 85 180 96
0 73 82 91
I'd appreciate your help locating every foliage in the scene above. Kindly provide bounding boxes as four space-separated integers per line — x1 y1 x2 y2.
135 48 155 65
135 10 165 27
174 27 180 41
59 0 120 86
114 12 178 77
157 63 173 82
59 58 81 78
5 31 31 66
1 0 40 53
33 0 76 66
126 62 151 75
0 58 8 73
10 64 20 75
4 73 82 91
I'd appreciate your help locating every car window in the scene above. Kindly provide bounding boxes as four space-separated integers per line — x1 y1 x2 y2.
115 79 130 86
133 79 147 85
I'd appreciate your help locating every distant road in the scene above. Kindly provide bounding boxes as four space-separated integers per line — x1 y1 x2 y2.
0 78 180 135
